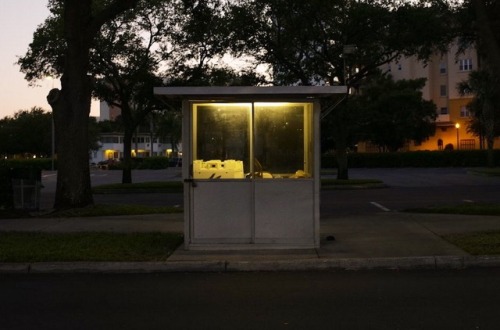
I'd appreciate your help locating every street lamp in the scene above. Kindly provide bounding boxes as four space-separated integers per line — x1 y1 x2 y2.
455 123 460 150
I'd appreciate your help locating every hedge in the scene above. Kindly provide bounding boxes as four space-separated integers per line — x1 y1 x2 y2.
0 158 53 171
321 150 500 168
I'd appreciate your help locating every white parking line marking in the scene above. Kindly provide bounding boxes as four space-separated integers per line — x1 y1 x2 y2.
370 202 391 212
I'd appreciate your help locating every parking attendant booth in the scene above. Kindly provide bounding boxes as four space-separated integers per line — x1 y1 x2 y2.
154 86 346 250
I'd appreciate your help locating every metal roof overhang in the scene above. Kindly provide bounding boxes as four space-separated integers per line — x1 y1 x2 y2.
154 86 347 101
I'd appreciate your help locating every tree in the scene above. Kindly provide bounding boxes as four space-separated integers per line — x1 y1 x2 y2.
93 0 260 183
18 0 143 208
358 73 437 152
148 109 182 156
456 0 500 166
227 0 455 178
0 107 52 157
0 108 101 160
458 70 500 165
164 0 265 87
92 0 173 183
469 1 500 81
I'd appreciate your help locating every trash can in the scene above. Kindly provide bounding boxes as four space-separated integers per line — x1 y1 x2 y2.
11 168 42 210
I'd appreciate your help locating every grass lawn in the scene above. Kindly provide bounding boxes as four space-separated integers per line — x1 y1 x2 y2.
443 231 500 255
45 204 183 218
321 178 384 187
407 203 500 255
0 232 183 262
0 204 182 219
469 167 500 177
92 181 183 194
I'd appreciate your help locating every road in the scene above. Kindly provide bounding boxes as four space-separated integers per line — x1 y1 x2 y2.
2 269 500 329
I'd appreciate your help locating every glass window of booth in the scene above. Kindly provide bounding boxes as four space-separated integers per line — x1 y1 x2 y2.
193 103 251 179
254 102 313 179
191 102 313 179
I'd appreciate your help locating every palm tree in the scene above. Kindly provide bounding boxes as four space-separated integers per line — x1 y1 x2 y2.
458 69 500 167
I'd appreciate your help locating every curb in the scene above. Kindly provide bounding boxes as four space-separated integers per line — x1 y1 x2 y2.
2 256 500 274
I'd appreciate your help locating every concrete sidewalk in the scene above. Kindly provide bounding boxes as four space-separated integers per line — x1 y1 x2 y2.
2 212 500 273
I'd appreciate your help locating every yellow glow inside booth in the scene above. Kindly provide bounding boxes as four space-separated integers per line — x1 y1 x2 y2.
192 102 313 180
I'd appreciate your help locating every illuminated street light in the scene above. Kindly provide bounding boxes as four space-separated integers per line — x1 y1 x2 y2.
455 123 460 150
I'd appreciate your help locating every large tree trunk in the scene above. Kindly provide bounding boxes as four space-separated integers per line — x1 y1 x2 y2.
47 0 139 209
48 1 94 209
473 0 500 168
483 99 495 167
334 103 350 180
473 1 500 79
336 146 349 180
122 127 134 184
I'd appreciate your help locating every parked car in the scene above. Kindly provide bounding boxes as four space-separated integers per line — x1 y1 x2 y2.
97 159 119 170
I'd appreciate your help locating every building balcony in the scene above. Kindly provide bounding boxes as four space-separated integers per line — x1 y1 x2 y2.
436 114 450 122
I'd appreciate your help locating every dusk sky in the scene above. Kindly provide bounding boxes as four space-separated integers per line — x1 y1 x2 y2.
0 1 99 119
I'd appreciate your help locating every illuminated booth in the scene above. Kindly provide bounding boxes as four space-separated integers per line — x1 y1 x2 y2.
154 86 346 250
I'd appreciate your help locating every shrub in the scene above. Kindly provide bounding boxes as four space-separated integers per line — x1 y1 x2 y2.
321 150 500 168
137 157 170 169
0 158 53 170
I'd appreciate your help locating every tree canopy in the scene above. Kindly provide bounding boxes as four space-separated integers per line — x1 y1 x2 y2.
0 108 52 158
18 0 494 202
358 73 437 152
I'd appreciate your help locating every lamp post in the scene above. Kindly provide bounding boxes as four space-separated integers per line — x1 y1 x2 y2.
46 77 56 171
455 123 460 150
342 44 357 91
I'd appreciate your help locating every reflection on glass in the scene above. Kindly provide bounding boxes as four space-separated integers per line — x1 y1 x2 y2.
193 103 251 179
254 103 312 178
191 102 313 180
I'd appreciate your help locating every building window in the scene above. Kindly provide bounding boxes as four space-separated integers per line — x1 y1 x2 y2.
440 85 447 97
461 139 475 150
397 63 402 71
101 136 119 143
437 139 443 150
460 106 471 118
440 107 448 115
439 62 447 74
459 59 473 71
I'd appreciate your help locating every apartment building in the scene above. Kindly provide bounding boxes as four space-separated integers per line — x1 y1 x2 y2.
90 102 179 164
359 43 498 152
89 132 177 164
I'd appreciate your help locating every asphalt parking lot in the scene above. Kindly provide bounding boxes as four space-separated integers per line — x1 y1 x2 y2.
39 167 500 215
